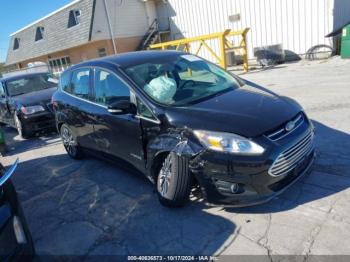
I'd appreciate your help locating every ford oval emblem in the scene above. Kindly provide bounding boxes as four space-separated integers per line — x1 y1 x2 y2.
285 121 295 132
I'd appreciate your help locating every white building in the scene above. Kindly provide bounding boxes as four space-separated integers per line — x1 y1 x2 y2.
156 0 350 61
6 0 350 72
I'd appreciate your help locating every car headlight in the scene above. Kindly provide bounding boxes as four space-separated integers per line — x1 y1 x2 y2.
21 105 45 115
193 130 265 155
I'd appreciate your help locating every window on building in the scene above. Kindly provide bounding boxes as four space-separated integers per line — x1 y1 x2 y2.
94 69 130 106
48 56 72 75
35 26 45 41
98 48 107 57
13 38 20 50
70 69 90 99
67 9 81 28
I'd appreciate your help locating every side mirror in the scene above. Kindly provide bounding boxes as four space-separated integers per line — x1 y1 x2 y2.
107 100 136 115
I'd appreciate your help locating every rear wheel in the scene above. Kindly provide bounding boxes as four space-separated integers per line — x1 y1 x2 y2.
60 124 83 159
14 114 32 139
157 152 192 207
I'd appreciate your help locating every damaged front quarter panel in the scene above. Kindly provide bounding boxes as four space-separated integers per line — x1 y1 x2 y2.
145 127 204 183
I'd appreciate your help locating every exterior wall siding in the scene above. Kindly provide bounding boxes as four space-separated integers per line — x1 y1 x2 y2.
91 0 152 41
6 0 95 65
156 0 346 61
16 36 142 69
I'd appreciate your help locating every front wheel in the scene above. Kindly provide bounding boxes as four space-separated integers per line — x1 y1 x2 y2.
14 114 32 139
60 124 83 159
157 152 192 207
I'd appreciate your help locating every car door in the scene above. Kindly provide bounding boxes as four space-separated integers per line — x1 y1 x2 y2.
92 68 145 171
65 68 98 151
0 81 12 125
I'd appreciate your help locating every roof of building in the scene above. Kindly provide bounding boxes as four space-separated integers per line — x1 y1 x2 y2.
10 0 84 36
326 20 350 37
6 0 95 65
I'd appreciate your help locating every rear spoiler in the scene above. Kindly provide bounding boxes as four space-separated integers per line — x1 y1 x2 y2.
0 159 19 186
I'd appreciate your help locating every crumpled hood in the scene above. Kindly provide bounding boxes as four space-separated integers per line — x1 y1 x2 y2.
10 87 57 107
165 81 301 138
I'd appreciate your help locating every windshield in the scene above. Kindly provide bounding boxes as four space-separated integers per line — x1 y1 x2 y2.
123 54 241 106
5 73 58 96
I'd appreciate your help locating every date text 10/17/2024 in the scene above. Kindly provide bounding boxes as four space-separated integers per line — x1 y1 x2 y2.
127 256 219 261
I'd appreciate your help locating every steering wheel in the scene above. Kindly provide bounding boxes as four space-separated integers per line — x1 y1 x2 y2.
179 80 195 90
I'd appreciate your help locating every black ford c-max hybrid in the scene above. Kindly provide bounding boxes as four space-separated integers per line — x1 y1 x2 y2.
52 51 315 207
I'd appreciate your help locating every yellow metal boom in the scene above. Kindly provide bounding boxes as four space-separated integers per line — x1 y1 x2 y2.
150 28 250 72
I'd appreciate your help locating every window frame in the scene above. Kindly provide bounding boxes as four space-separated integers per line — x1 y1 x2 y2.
13 38 20 50
0 81 6 98
92 67 132 107
67 9 81 28
91 66 135 109
35 26 45 42
48 56 72 75
61 66 160 124
91 66 160 123
98 48 107 57
60 67 93 102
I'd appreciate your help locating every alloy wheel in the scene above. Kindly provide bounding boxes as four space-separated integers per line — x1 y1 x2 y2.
61 126 77 156
14 115 23 137
158 156 172 197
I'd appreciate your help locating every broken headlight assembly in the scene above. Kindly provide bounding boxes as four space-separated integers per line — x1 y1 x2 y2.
193 130 265 155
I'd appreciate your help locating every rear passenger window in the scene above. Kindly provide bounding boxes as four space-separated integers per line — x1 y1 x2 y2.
94 69 130 106
70 69 90 99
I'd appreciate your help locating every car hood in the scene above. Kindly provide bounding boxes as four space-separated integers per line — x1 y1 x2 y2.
10 87 57 107
165 81 301 138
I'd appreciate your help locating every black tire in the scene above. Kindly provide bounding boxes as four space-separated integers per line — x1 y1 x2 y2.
60 124 83 159
157 152 192 207
14 114 32 139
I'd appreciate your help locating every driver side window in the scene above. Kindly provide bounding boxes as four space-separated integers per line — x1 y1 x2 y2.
70 69 90 100
94 69 130 106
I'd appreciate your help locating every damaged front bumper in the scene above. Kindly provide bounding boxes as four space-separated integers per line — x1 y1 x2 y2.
21 111 56 133
189 127 316 207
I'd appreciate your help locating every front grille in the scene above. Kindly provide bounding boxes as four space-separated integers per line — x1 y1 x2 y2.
266 113 305 141
268 128 314 177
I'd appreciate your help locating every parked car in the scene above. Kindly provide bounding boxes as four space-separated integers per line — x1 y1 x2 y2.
0 159 35 260
52 51 315 207
0 72 58 138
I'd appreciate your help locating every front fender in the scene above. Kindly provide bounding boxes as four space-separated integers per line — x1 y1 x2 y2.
55 111 68 132
145 129 203 180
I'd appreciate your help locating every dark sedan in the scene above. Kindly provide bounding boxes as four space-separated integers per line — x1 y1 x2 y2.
0 72 58 138
0 160 35 260
52 51 315 207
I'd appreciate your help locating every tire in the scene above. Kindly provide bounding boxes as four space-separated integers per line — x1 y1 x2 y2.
60 124 83 159
14 114 32 139
157 152 192 207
